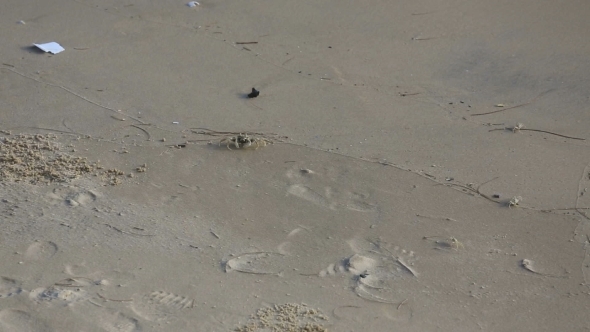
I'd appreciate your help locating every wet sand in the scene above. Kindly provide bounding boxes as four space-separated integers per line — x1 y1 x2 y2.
1 0 590 331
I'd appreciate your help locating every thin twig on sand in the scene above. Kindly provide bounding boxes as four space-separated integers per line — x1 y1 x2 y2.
471 89 555 116
489 124 585 140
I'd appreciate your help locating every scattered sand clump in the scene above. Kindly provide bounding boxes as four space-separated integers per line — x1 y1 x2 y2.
235 303 329 332
0 133 129 185
0 133 97 184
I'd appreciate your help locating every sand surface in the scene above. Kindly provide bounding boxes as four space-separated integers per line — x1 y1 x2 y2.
1 0 590 331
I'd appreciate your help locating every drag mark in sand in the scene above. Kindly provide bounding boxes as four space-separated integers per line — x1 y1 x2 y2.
520 259 568 278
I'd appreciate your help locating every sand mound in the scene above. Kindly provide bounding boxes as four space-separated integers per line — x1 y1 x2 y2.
0 133 95 184
235 303 329 332
0 133 130 185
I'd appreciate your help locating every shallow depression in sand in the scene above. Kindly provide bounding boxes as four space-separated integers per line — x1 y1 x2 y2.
24 241 58 262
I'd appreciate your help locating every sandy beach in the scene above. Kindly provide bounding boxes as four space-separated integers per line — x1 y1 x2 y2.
1 0 590 331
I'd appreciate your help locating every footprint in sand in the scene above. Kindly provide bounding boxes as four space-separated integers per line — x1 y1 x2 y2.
64 263 92 276
0 277 22 299
29 277 102 307
574 220 590 284
224 252 285 276
96 310 141 332
345 191 377 212
24 241 58 262
131 291 194 321
29 285 88 307
574 165 590 283
276 227 311 255
287 184 337 210
286 166 377 212
69 304 141 332
319 238 419 304
65 191 97 207
45 186 99 207
0 309 52 332
227 227 331 279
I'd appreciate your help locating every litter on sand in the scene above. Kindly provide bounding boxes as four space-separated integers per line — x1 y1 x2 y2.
248 88 260 98
187 1 200 7
34 42 65 54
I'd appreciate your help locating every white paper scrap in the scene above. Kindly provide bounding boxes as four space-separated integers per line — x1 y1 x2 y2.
34 42 65 54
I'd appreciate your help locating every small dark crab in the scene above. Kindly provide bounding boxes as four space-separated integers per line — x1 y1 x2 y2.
219 134 270 150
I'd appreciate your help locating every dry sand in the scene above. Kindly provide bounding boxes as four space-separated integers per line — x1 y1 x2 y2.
1 0 590 331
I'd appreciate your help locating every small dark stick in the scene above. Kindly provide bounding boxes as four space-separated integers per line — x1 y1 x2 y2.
247 88 260 98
